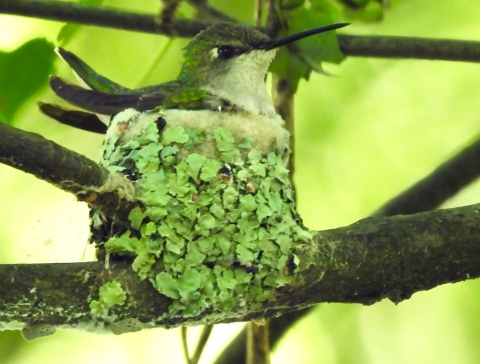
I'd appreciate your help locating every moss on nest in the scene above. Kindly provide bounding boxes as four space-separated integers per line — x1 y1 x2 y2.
91 109 312 319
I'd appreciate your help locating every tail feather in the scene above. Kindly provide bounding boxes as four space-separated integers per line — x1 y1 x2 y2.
50 75 143 114
38 102 107 134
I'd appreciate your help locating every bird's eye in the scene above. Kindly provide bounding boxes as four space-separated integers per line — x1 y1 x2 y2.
217 45 235 59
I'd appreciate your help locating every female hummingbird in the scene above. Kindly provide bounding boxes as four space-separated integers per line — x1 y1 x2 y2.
40 22 348 133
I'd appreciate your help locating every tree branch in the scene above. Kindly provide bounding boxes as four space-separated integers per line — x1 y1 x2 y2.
2 120 479 333
2 1 480 63
0 0 210 37
339 34 480 63
0 123 139 227
1 203 480 332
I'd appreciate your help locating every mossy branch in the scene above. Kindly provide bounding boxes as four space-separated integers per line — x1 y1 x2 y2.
1 203 480 333
1 117 480 334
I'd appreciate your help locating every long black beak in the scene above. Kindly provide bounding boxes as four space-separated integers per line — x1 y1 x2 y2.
259 23 349 51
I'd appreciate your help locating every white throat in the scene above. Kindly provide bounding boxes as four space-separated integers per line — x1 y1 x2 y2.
202 49 278 117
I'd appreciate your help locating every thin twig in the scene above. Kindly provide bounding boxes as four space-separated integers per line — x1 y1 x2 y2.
246 321 270 364
156 0 181 35
254 0 262 27
2 1 480 63
0 0 209 37
190 325 213 364
181 327 193 364
272 76 296 184
339 34 480 62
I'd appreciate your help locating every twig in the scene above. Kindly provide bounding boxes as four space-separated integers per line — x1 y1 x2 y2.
180 325 214 364
246 321 270 364
254 0 263 27
0 0 209 37
272 76 296 184
156 0 182 35
2 1 480 63
339 34 480 62
190 325 213 364
181 327 193 364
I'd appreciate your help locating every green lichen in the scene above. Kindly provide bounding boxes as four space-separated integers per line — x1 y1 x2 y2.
89 281 127 317
92 111 312 319
21 324 56 341
109 318 144 335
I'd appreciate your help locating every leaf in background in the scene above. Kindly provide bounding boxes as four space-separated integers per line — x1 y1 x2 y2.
336 0 385 23
57 0 105 46
269 5 346 91
0 38 55 124
269 47 310 92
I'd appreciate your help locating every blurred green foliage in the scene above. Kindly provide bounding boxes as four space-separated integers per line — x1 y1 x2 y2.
0 38 54 124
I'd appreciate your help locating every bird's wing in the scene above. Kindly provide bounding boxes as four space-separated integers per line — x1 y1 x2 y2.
49 75 153 114
56 47 131 94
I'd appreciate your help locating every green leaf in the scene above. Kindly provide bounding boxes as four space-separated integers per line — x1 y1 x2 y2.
269 8 346 91
236 244 257 265
132 252 156 279
217 269 237 290
290 7 345 64
0 38 55 124
196 213 216 232
239 195 257 212
184 128 204 146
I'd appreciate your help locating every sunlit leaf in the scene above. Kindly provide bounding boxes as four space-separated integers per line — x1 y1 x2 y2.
0 38 55 124
269 6 346 91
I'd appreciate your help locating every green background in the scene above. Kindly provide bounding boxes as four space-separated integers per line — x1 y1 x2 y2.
1 0 480 363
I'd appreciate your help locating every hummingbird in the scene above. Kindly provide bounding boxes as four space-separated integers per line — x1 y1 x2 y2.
40 22 348 133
